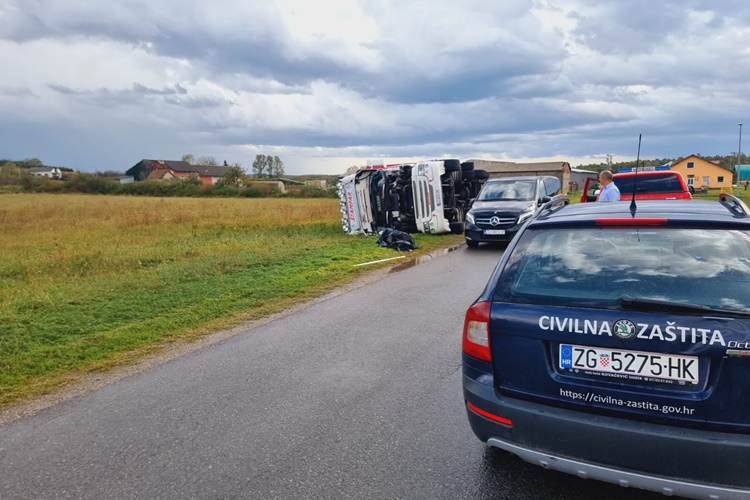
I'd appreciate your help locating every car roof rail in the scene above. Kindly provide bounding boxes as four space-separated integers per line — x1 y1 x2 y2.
719 193 750 217
537 196 570 219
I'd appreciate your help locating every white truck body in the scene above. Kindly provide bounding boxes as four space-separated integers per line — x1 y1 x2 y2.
338 159 487 236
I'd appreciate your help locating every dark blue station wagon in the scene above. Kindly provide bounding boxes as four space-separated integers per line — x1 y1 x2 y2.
463 195 750 499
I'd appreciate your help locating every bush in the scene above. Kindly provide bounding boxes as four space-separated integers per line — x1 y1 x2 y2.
0 173 340 199
63 173 119 194
284 186 338 199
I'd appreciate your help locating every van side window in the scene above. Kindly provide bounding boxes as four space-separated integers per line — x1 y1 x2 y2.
544 178 561 196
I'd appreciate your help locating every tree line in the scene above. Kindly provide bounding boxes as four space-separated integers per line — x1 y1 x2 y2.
251 154 284 177
2 153 286 184
180 153 285 178
0 154 339 198
577 152 749 173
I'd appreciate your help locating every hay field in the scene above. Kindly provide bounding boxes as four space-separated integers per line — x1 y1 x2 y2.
0 194 460 406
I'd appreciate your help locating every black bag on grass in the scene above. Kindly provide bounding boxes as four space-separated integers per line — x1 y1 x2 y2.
377 228 419 252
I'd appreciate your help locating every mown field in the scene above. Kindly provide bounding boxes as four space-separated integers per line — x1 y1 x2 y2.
0 194 463 408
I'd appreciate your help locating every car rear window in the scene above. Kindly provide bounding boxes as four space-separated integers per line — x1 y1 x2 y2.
614 174 685 195
494 227 750 312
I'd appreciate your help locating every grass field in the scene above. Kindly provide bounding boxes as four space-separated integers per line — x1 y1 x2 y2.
0 194 464 408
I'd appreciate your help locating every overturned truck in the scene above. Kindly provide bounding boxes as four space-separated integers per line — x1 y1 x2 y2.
338 159 489 235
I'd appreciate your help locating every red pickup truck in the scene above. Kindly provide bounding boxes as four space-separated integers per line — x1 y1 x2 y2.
580 170 693 202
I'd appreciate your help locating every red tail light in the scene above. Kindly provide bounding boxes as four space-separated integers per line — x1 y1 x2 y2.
463 301 492 362
466 401 513 426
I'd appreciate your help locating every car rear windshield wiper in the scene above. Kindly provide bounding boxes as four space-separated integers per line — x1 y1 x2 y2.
619 294 750 318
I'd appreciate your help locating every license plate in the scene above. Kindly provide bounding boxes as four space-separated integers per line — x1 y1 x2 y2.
484 229 505 235
559 344 699 384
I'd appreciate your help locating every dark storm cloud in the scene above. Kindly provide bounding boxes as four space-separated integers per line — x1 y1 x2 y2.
0 0 568 106
3 0 750 173
0 85 35 97
0 1 152 44
48 83 226 109
567 0 750 56
139 28 560 105
351 41 565 104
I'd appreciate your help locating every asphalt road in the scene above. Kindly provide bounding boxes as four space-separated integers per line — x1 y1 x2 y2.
0 244 669 500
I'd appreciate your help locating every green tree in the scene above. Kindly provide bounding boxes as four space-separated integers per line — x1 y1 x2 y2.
252 154 267 177
182 154 195 164
183 173 202 186
23 158 44 168
0 161 20 178
223 165 247 187
271 155 285 177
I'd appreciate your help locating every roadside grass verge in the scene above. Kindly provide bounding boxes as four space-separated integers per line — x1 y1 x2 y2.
0 194 463 408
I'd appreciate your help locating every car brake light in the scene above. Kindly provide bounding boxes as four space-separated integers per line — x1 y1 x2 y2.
595 217 668 225
463 301 491 362
466 401 513 426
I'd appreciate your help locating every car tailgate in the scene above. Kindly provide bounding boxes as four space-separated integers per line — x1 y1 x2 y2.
490 303 750 432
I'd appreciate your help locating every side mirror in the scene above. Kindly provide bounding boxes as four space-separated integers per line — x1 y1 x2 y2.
539 196 551 205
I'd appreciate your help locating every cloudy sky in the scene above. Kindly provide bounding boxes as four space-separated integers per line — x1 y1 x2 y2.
2 0 750 175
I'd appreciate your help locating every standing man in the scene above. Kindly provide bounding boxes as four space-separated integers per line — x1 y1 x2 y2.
597 170 621 202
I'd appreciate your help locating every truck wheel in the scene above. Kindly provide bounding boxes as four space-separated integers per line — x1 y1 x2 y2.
443 159 461 172
450 221 464 234
454 205 465 222
461 161 475 171
462 170 475 181
452 169 463 186
474 169 489 180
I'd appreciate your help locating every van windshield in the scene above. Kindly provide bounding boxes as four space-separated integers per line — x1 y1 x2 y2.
494 227 750 312
478 180 536 201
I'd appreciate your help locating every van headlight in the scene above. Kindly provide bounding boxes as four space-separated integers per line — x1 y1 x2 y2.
466 212 475 225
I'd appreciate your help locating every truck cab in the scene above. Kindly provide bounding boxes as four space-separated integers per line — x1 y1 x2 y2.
338 159 487 235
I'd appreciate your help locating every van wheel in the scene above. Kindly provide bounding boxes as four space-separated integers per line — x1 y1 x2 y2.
466 240 479 248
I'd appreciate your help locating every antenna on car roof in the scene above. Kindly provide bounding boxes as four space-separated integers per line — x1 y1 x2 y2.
629 134 641 217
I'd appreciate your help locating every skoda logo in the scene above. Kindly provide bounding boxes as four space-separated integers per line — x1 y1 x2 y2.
489 216 501 226
613 319 637 340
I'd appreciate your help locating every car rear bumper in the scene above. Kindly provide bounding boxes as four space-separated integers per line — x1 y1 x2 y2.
463 365 750 499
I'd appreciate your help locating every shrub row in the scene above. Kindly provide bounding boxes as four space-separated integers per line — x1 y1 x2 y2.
4 174 338 198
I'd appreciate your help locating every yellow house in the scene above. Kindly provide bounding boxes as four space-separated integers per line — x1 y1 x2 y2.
670 155 733 191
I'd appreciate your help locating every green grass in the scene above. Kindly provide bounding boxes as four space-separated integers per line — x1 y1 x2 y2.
0 194 463 407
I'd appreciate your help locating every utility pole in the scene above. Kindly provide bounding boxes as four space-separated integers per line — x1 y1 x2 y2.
737 123 743 193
